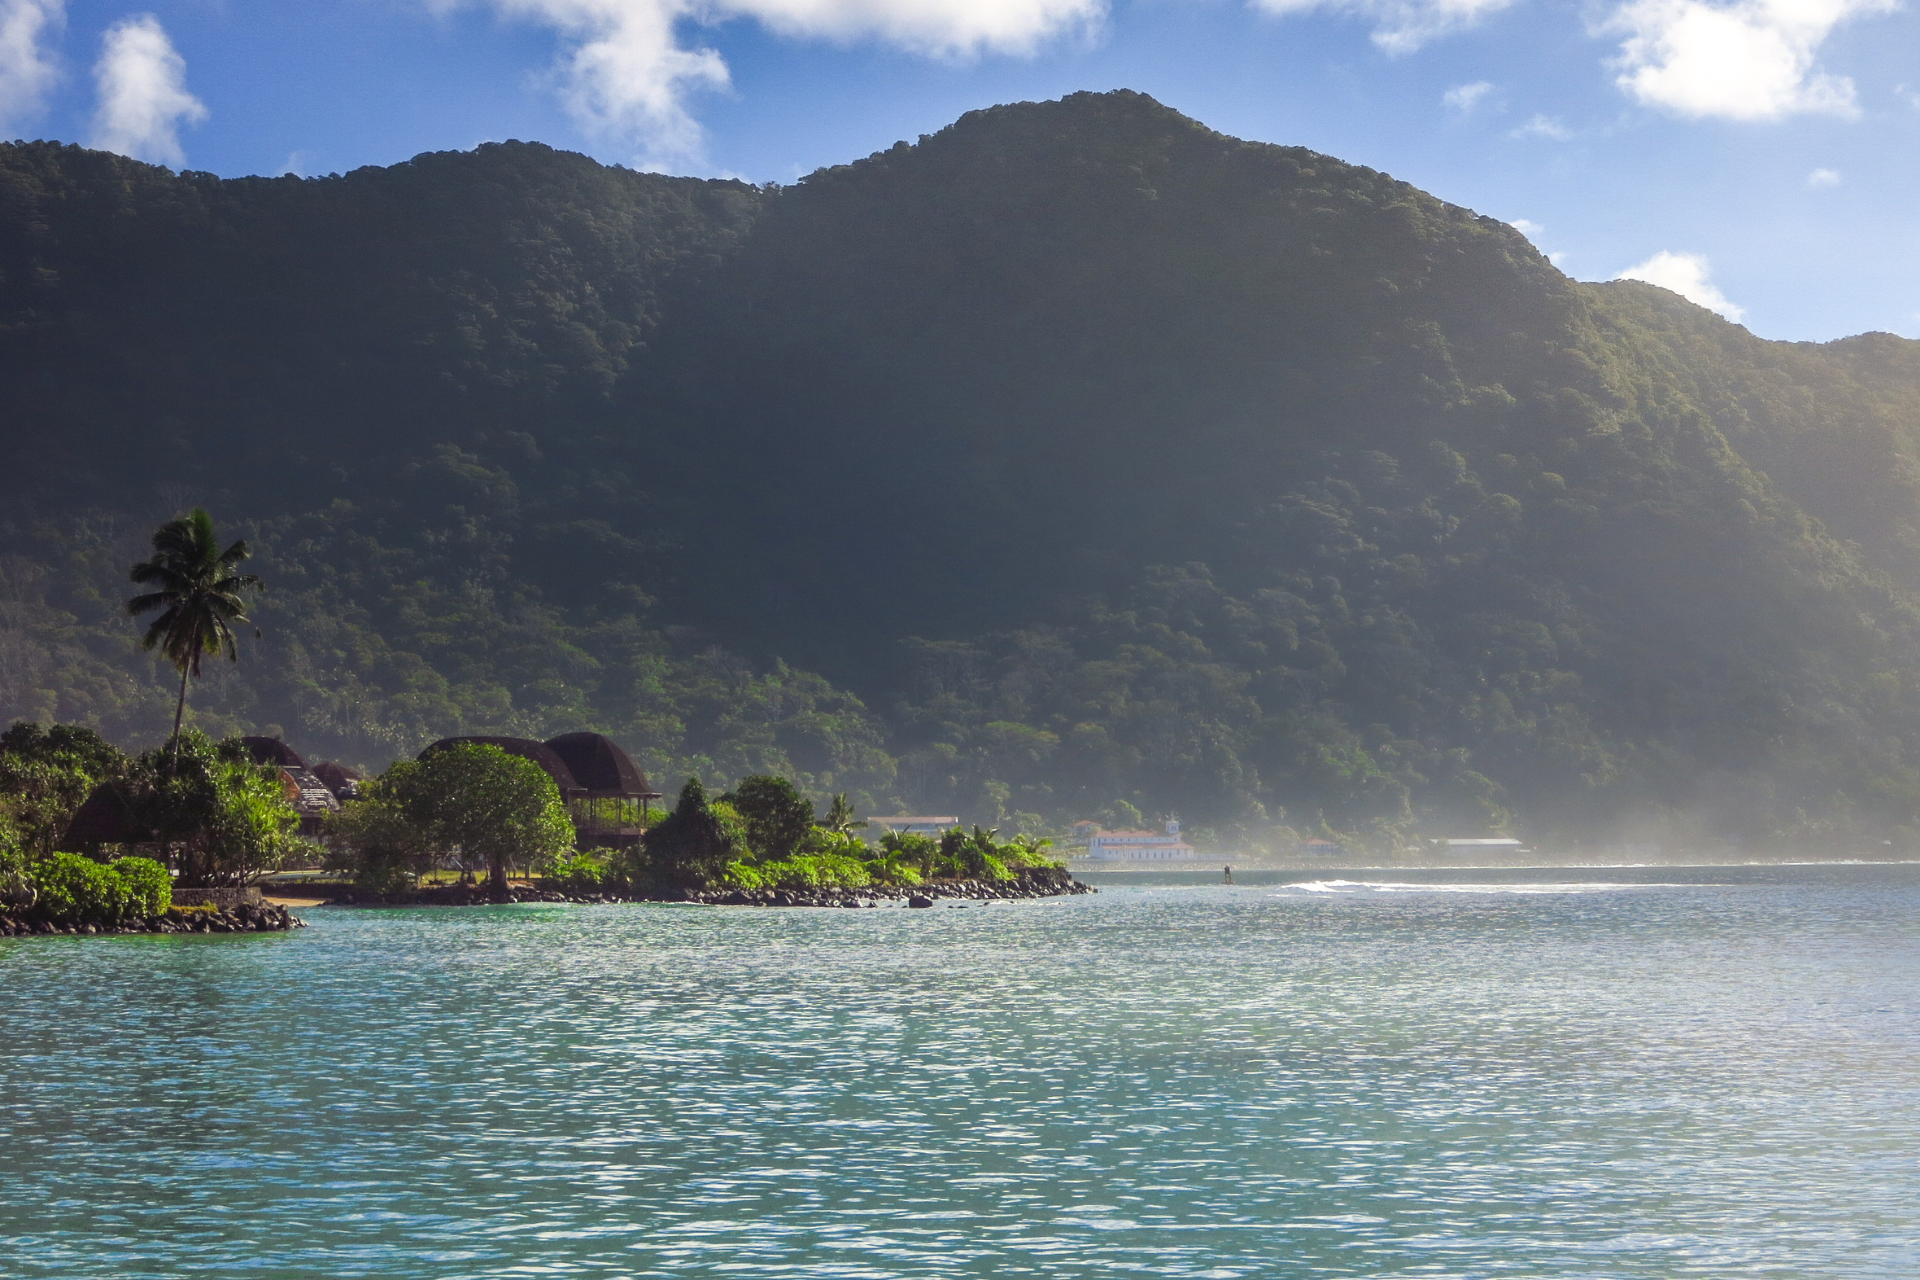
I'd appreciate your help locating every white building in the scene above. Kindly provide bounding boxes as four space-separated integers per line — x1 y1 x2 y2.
1082 818 1198 862
1430 838 1525 854
869 815 960 837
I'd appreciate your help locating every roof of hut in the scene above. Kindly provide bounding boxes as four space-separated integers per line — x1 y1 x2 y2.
310 761 363 800
240 736 307 768
544 732 657 797
283 767 342 814
418 736 583 795
63 784 138 846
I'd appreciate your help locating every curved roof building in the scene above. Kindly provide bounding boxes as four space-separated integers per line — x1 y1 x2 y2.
544 732 658 798
239 736 306 769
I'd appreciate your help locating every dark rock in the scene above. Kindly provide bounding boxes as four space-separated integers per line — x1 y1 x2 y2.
907 895 934 909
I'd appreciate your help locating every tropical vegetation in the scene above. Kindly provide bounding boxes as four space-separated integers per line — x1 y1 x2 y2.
326 741 573 897
10 92 1920 854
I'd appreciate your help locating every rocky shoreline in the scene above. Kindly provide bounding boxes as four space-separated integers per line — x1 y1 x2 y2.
309 866 1094 909
0 901 305 937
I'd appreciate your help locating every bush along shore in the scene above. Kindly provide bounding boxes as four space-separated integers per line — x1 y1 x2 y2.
305 863 1090 908
0 852 303 937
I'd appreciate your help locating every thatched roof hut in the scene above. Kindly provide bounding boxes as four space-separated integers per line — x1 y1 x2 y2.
311 762 363 801
240 736 306 768
544 732 658 799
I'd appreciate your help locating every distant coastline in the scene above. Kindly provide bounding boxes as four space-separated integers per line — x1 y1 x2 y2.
1072 853 1920 875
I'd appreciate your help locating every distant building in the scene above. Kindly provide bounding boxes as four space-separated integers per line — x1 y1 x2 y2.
868 815 960 838
1430 837 1526 854
1298 837 1345 856
1083 818 1197 862
240 737 341 836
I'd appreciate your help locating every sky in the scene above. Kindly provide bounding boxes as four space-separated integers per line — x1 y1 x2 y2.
4 0 1920 341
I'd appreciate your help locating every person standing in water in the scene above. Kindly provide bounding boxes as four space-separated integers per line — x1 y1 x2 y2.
1224 865 1234 884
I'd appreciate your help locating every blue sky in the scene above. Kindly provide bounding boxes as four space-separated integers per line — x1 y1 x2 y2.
6 0 1920 341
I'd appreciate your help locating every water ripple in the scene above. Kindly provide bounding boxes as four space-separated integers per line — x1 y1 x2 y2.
2 867 1918 1276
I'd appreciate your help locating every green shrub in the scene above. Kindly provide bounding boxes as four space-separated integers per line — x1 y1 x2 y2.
643 779 748 887
720 860 767 890
31 852 129 923
350 847 418 894
0 819 32 908
108 857 171 917
865 858 923 886
539 847 610 892
754 852 873 890
722 776 815 860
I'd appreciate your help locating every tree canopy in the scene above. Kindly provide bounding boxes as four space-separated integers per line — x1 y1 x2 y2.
384 743 574 898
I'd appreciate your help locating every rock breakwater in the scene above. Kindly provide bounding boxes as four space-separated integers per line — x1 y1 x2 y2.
0 902 305 937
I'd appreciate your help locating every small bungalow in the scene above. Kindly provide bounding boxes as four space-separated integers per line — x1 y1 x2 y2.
310 761 363 801
1084 818 1197 862
240 737 341 836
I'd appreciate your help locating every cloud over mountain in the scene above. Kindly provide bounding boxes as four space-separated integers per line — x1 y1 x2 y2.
88 14 206 166
0 0 61 136
454 0 1105 161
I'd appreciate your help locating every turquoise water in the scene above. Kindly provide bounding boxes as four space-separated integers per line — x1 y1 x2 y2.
3 865 1919 1278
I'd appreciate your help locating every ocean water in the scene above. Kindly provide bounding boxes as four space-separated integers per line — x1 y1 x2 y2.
3 865 1919 1278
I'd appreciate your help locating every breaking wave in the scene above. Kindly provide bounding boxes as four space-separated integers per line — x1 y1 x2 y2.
1276 879 1665 896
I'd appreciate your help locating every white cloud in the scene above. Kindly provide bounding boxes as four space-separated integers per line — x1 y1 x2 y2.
1615 250 1746 321
1443 79 1495 112
1806 166 1840 185
455 0 1105 163
1605 0 1895 121
1252 0 1518 54
89 15 206 166
1510 112 1572 139
0 0 62 137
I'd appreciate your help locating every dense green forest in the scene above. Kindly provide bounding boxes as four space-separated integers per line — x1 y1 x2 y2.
8 90 1920 852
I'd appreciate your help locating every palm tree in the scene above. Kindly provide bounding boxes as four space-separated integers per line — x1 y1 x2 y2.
127 509 263 761
820 792 867 836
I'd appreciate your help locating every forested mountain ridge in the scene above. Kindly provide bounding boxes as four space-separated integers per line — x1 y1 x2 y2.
5 89 1920 852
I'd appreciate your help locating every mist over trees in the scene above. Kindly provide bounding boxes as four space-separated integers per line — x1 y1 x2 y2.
6 90 1920 850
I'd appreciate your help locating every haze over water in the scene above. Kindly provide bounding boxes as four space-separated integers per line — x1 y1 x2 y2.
4 865 1918 1277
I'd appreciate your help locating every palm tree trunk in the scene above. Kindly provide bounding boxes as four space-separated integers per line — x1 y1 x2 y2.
169 664 190 767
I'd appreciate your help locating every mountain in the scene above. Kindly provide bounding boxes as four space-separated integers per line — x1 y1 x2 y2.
5 89 1920 852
